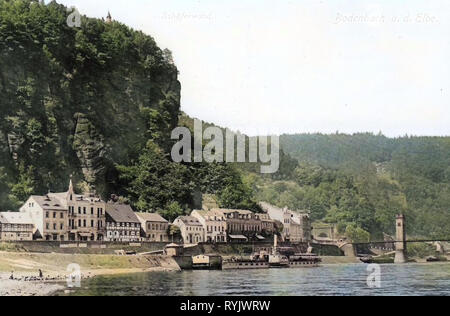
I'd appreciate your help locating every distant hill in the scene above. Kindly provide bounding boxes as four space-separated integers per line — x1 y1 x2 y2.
178 112 298 180
280 133 450 183
264 133 450 239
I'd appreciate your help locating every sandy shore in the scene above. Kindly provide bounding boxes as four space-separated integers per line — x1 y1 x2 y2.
0 251 180 296
0 273 64 296
0 266 179 296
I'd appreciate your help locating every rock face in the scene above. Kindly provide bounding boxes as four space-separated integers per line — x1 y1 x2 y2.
0 1 181 205
73 114 106 184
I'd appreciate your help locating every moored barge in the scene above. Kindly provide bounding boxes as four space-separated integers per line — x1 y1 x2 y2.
222 236 321 270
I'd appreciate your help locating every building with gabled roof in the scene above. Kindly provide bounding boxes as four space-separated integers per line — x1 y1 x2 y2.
214 209 262 241
259 202 311 243
0 212 34 241
20 194 69 241
191 209 227 243
255 213 276 236
105 204 141 242
173 216 205 244
135 212 169 242
20 177 106 241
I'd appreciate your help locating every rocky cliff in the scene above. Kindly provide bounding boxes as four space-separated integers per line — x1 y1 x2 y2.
0 0 180 207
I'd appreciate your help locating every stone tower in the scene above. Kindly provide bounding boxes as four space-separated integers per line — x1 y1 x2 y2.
394 214 407 264
67 175 74 201
106 11 112 24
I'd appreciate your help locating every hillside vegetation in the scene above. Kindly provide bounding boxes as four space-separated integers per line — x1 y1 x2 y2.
0 0 259 219
252 133 450 240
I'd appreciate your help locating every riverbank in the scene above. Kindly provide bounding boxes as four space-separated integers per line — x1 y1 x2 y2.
0 274 64 296
0 251 180 296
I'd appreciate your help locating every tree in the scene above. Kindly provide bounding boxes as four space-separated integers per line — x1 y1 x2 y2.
169 224 181 242
159 201 186 223
345 224 370 243
217 167 261 212
9 164 36 207
117 141 194 212
162 48 174 65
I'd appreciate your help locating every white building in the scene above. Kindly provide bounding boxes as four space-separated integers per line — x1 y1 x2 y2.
191 209 227 243
259 202 311 243
173 216 205 244
20 178 106 241
20 194 69 241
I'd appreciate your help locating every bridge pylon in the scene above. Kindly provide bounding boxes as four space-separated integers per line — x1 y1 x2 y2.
394 214 407 264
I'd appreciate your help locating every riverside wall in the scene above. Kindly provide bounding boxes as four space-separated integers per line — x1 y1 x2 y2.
1 240 344 256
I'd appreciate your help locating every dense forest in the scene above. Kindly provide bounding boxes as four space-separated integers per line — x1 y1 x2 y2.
252 134 450 240
1 1 449 240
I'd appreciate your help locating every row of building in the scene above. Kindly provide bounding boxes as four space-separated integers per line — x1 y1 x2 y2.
0 179 312 244
173 205 312 244
0 179 169 242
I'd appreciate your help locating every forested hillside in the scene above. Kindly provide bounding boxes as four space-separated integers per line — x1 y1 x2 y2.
0 0 258 220
253 134 450 240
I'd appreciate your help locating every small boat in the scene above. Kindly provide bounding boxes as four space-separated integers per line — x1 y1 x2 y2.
268 253 290 268
288 254 321 268
426 256 440 262
360 256 374 264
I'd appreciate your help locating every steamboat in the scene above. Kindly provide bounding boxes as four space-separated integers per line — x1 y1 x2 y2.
222 236 321 270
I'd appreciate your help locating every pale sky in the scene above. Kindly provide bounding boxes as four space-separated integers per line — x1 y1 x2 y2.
55 0 450 137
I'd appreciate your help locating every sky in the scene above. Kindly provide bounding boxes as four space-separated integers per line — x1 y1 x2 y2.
55 0 450 137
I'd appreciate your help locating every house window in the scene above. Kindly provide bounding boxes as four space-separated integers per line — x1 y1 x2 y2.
46 212 49 218
60 212 64 219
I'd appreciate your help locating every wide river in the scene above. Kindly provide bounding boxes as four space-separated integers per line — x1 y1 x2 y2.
57 263 450 296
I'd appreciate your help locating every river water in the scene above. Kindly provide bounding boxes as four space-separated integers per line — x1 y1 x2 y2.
58 263 450 296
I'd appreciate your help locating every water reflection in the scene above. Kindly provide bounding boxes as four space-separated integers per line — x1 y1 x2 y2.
58 263 450 296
